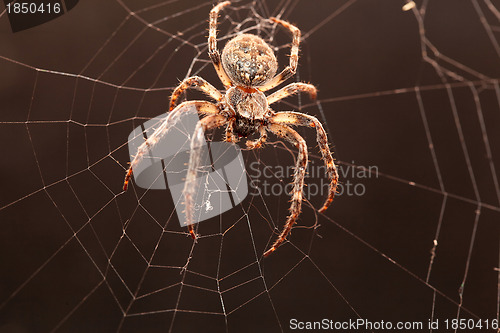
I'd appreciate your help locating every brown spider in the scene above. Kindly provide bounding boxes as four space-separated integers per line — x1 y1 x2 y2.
123 1 339 257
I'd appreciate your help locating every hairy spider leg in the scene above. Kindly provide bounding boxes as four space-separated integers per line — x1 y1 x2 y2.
209 1 233 88
259 17 301 92
266 82 317 105
271 112 338 212
263 123 308 257
169 76 224 111
123 101 221 191
183 114 228 239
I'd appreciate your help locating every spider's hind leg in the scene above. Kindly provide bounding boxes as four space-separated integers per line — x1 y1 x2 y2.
208 1 233 88
259 17 301 92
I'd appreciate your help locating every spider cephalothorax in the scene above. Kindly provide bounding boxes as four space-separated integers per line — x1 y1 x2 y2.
226 86 268 137
123 1 339 257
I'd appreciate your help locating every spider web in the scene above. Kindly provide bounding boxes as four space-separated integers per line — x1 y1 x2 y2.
1 0 500 332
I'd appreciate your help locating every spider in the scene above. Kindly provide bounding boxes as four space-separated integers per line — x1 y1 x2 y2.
123 1 339 257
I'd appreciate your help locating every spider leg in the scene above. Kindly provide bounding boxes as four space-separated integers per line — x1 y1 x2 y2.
225 118 239 143
258 17 301 92
270 112 338 213
263 123 308 257
183 114 227 239
246 126 268 149
266 82 317 105
123 101 221 191
209 1 233 88
169 76 224 111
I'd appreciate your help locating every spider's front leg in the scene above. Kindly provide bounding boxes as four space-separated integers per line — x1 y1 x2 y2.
271 112 338 212
264 123 308 257
123 101 221 191
183 114 227 239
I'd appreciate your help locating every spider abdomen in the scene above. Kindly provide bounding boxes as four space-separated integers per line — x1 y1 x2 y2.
221 34 278 87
